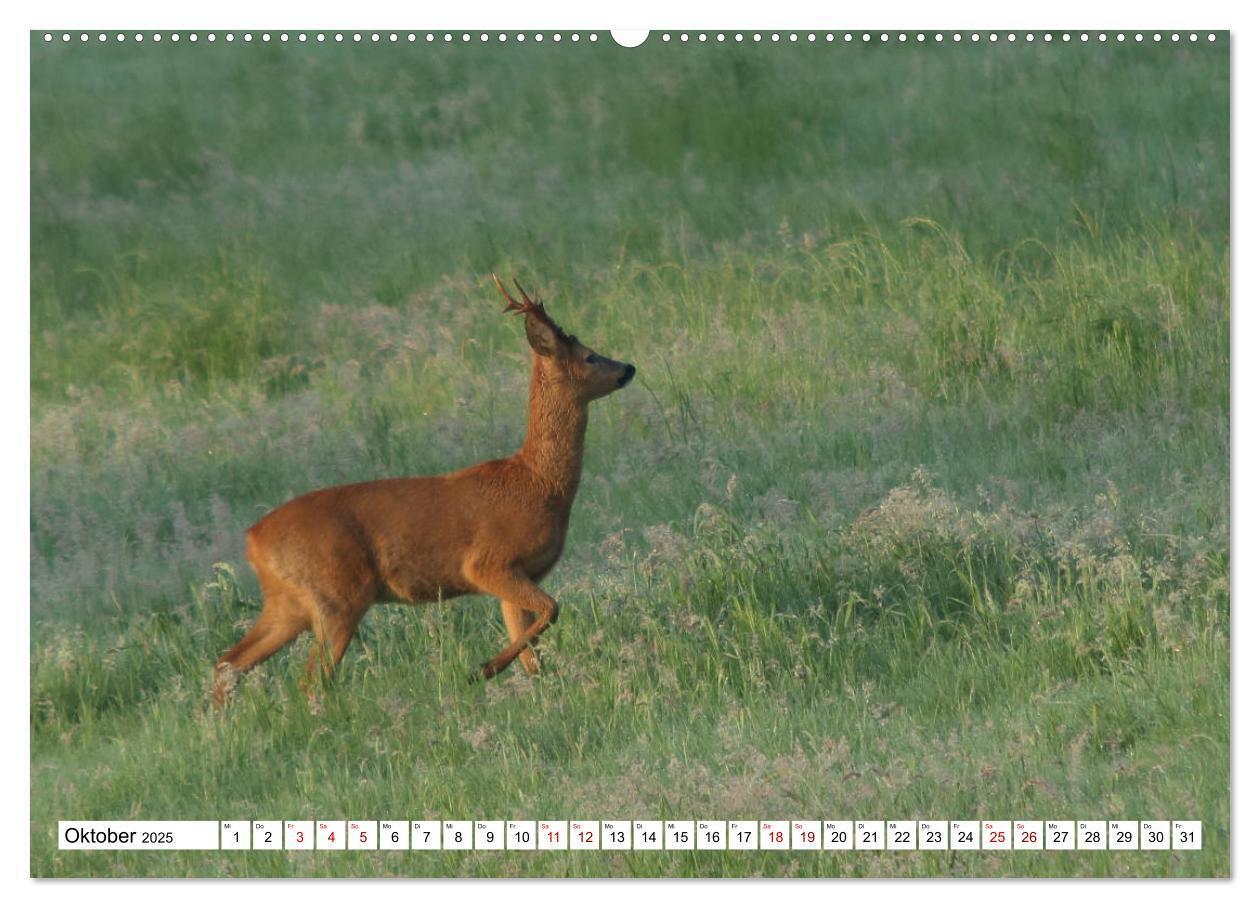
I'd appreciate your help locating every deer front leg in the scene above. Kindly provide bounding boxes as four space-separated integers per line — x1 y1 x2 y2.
463 562 558 682
500 598 542 675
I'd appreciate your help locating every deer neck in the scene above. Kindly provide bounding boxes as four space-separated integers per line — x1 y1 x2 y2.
519 359 589 506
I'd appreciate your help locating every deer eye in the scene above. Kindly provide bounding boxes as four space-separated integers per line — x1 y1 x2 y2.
585 354 597 364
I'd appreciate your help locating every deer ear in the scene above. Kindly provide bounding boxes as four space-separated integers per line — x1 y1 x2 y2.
524 314 562 357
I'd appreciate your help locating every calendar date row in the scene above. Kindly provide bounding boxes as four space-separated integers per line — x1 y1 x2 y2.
60 819 1202 852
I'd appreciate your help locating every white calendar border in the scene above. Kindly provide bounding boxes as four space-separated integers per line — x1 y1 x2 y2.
7 0 1250 905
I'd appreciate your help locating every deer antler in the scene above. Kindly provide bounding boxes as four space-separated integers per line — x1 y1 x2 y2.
492 274 571 343
492 273 540 315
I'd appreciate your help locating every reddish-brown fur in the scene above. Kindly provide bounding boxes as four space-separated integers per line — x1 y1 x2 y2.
211 277 635 705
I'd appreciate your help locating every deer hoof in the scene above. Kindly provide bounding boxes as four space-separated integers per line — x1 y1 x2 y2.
519 650 542 675
210 663 240 707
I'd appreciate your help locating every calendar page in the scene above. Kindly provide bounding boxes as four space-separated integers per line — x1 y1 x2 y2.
28 17 1228 880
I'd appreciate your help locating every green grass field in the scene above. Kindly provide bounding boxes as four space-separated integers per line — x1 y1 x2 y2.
29 33 1229 877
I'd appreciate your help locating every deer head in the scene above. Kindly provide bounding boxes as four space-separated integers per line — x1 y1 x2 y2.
494 275 635 402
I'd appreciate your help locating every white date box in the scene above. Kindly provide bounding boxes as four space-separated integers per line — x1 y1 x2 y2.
886 820 915 850
411 821 441 850
791 820 821 850
760 820 789 850
220 821 249 850
252 821 281 851
538 820 567 850
1045 821 1074 850
474 820 504 850
1141 820 1171 850
379 821 408 850
728 820 758 850
443 820 472 850
1077 820 1106 850
316 820 346 850
601 820 631 850
982 820 1012 850
1173 820 1202 850
347 820 376 850
666 820 694 850
507 820 536 850
1013 820 1042 850
823 820 854 850
697 821 726 850
918 821 947 851
855 820 884 850
634 820 663 850
569 820 599 850
285 820 314 851
951 820 980 850
1109 820 1138 850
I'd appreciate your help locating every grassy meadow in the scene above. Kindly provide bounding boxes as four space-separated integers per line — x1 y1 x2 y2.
30 34 1229 877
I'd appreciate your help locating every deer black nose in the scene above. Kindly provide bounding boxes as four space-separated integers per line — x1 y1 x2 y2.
618 364 636 387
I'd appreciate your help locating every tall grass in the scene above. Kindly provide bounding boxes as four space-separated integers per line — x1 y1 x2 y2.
29 34 1228 877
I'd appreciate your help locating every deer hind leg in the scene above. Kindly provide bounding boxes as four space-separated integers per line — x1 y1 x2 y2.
212 584 308 706
463 563 558 682
500 598 542 675
299 585 373 686
305 609 363 681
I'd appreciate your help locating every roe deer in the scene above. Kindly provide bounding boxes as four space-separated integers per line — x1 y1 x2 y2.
211 276 635 705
